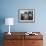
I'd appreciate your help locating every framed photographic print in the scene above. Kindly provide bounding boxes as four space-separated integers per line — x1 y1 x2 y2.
18 9 35 23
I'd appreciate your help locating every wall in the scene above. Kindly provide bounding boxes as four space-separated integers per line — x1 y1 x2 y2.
0 0 46 32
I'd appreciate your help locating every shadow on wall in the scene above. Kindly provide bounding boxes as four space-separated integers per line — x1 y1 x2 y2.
0 16 5 46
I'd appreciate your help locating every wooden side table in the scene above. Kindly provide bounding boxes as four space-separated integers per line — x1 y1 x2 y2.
4 32 43 46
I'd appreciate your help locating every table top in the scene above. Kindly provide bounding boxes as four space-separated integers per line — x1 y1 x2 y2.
4 32 43 40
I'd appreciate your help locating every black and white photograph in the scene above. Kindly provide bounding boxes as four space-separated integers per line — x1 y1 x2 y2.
18 9 35 23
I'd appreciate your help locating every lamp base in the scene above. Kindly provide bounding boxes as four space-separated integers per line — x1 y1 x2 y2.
8 32 11 35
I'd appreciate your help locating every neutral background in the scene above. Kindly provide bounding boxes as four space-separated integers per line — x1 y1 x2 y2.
0 0 46 46
0 0 46 32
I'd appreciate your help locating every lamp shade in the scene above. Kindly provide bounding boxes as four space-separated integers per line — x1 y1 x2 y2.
5 18 14 25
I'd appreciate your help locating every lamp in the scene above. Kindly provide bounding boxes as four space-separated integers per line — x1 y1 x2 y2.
5 18 14 35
